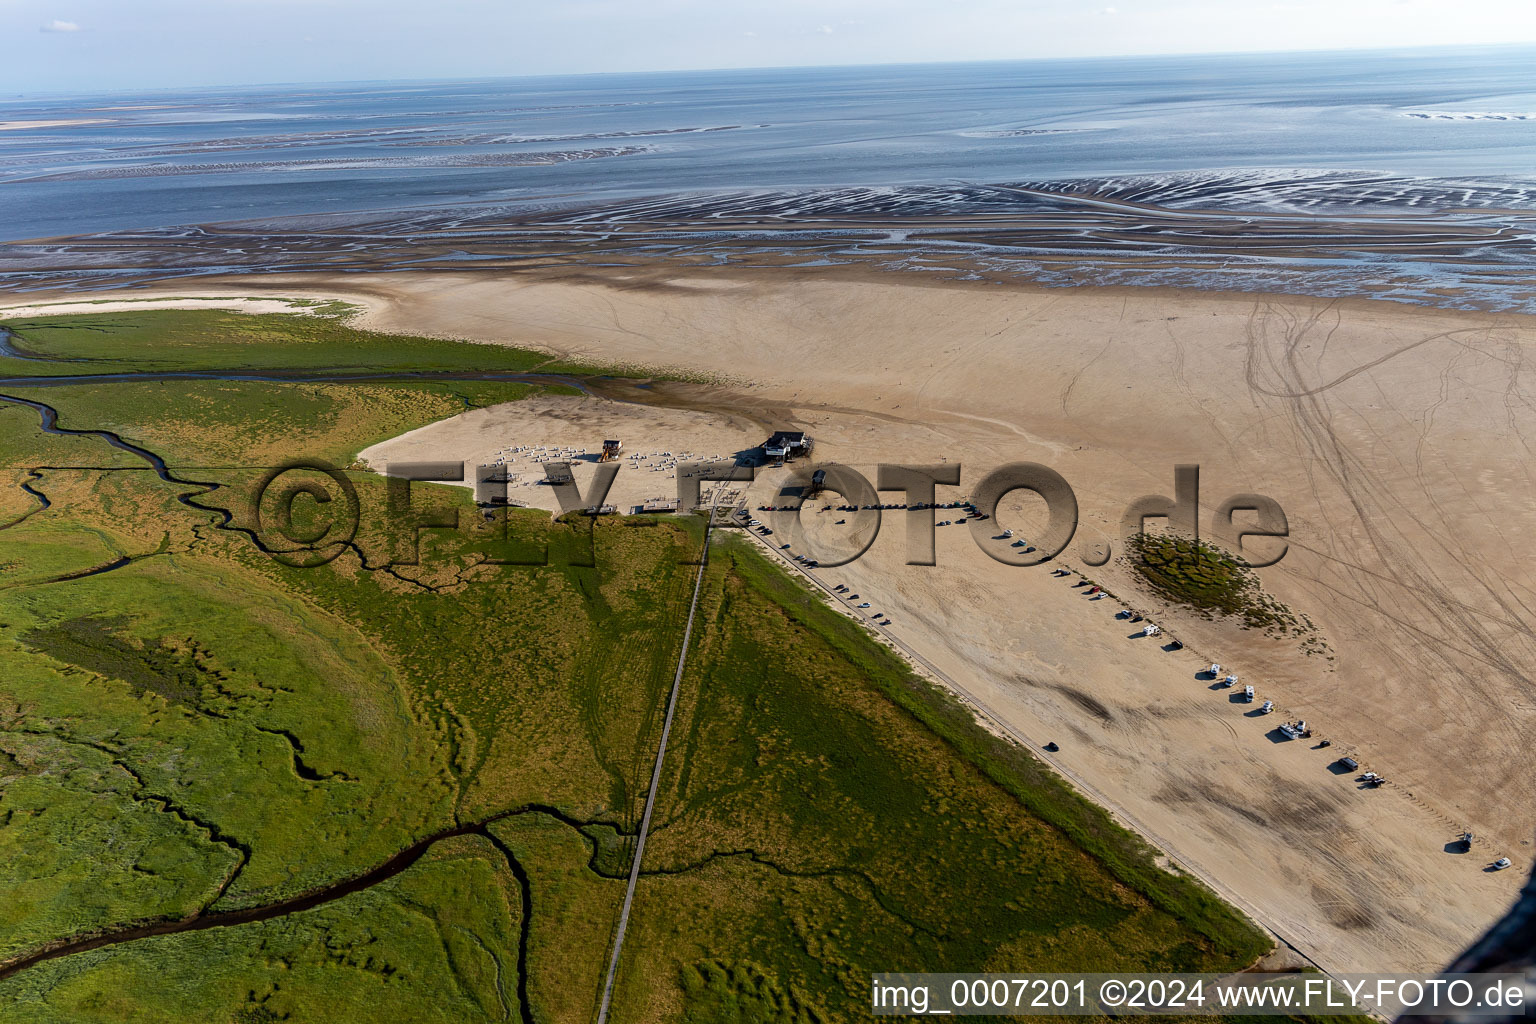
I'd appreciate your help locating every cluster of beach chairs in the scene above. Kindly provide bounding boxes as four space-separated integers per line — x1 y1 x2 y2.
483 445 738 485
626 450 736 476
487 443 592 466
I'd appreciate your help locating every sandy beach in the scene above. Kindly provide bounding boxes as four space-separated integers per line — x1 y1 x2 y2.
4 266 1532 975
0 119 111 132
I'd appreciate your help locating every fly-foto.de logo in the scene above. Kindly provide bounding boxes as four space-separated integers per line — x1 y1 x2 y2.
247 458 1288 572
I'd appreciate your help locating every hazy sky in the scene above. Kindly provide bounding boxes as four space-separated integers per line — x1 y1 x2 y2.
6 0 1536 95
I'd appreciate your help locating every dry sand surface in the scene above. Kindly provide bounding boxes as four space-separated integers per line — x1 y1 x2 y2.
12 268 1534 975
0 119 111 132
357 395 751 513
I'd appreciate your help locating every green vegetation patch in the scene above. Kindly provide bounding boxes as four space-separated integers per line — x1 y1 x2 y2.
678 960 823 1024
1125 533 1319 644
0 835 526 1024
26 378 543 467
0 308 594 376
1129 534 1261 616
21 615 212 708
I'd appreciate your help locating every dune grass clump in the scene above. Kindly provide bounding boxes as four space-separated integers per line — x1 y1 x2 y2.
1126 533 1317 643
1127 534 1256 614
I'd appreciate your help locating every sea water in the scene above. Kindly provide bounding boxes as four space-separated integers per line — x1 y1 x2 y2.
2 45 1535 307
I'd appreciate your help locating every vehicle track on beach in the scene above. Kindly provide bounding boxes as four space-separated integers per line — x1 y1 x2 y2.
1244 303 1533 754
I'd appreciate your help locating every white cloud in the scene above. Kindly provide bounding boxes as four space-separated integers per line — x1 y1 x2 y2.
40 19 80 33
